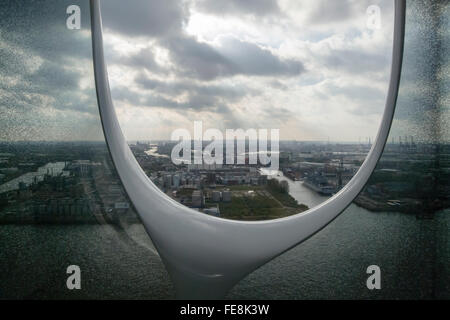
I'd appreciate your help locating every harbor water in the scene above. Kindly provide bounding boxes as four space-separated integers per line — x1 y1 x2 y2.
0 174 448 299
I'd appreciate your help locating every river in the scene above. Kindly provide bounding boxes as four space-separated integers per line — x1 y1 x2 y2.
0 208 448 299
144 146 169 158
0 162 68 194
260 168 330 208
0 167 448 299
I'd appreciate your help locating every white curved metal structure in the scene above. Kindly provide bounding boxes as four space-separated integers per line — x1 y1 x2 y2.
90 0 406 299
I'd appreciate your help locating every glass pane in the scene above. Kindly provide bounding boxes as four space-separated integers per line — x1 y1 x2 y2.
0 0 172 299
229 0 450 299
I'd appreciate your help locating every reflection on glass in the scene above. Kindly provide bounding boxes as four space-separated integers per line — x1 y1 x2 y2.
0 1 143 229
356 1 450 218
230 0 449 300
0 0 170 299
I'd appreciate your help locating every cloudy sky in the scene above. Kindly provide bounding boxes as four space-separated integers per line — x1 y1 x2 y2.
101 0 395 142
0 0 398 142
0 0 100 141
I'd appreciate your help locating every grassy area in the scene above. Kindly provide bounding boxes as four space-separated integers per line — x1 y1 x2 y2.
218 194 284 220
267 187 307 209
175 182 308 221
216 183 308 221
265 179 308 210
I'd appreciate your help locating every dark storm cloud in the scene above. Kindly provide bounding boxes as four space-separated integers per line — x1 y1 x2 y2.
260 106 296 124
0 34 94 114
123 48 164 73
0 0 102 141
142 92 226 113
135 75 255 102
321 48 390 74
100 0 185 37
111 85 184 110
197 0 280 16
98 0 304 128
113 78 248 113
325 83 385 102
163 35 235 80
219 37 303 76
104 45 165 74
28 61 80 90
269 80 288 90
0 21 90 113
50 87 98 115
163 35 304 80
0 0 92 62
0 43 30 78
306 1 353 24
324 83 386 115
0 0 92 89
132 74 262 116
100 0 304 83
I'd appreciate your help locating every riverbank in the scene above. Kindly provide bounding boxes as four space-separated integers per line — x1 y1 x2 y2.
270 170 447 218
265 170 330 209
353 194 447 218
212 183 308 221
